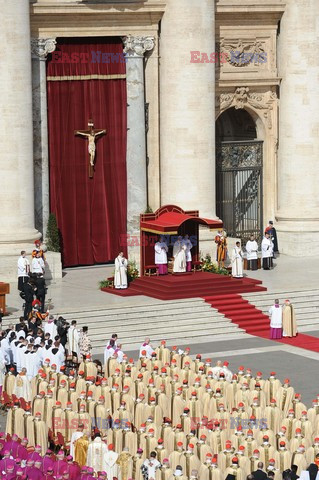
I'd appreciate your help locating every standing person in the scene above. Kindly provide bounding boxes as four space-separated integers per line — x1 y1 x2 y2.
246 235 259 270
23 278 35 321
231 241 243 278
261 233 274 270
32 251 45 275
183 234 193 272
67 320 80 358
141 451 161 480
252 462 268 480
265 221 279 254
17 251 30 291
282 299 297 338
154 236 168 275
79 326 92 359
114 252 128 289
215 230 227 268
35 274 46 313
268 299 283 340
173 236 186 273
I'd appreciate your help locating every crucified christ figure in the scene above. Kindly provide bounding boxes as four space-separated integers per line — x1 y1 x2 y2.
75 119 106 178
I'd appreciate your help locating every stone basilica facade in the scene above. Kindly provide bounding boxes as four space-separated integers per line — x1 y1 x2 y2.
1 0 318 280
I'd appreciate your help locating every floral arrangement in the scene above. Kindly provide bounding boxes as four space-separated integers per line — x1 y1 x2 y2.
201 254 229 275
127 260 139 282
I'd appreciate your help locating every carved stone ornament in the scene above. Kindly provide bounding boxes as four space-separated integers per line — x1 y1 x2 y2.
218 87 277 129
31 38 57 60
220 38 266 67
123 35 155 58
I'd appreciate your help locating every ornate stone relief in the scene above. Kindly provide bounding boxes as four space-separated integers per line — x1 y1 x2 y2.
217 87 277 129
219 39 266 67
123 35 155 58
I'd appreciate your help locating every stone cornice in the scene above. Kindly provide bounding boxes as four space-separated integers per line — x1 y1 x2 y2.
216 1 285 24
30 1 165 36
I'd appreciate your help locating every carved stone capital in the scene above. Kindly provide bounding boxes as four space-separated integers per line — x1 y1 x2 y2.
123 35 155 58
31 38 57 60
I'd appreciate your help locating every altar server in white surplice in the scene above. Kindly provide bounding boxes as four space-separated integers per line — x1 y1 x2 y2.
246 235 259 271
262 233 274 270
173 236 186 273
155 236 168 275
231 241 243 278
114 252 128 289
183 234 193 272
67 320 80 357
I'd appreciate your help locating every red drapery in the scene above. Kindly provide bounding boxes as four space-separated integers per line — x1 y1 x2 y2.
47 38 127 267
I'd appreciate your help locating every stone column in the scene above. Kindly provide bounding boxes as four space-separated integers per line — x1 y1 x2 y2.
123 35 155 264
31 38 57 238
160 0 216 219
276 0 319 256
0 0 40 279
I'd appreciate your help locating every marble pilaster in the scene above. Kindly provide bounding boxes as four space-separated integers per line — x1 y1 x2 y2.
31 37 56 238
123 35 155 265
276 0 319 255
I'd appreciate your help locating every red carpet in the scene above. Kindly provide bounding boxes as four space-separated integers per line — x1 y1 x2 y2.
204 293 319 353
102 272 266 301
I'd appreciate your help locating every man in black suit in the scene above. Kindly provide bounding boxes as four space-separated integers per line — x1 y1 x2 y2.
23 277 35 320
252 462 268 480
290 465 299 480
15 317 28 335
35 274 46 313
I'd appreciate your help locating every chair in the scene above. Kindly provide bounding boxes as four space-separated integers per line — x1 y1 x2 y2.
144 264 159 276
192 260 203 272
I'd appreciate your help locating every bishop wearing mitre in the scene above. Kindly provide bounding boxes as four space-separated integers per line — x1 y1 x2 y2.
173 236 187 273
155 236 168 275
114 252 128 289
282 299 297 337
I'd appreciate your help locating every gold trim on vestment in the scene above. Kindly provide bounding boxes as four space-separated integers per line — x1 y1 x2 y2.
47 74 126 81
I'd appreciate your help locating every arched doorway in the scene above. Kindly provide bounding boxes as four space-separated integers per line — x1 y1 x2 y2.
216 107 263 243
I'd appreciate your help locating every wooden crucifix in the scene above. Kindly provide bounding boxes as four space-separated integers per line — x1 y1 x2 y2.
74 119 106 178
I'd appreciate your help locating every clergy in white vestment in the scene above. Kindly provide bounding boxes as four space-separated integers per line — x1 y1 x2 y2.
245 235 259 271
114 252 128 289
31 252 45 274
67 320 80 357
269 299 283 340
104 339 116 364
139 337 155 359
231 242 243 278
87 434 109 472
183 234 193 272
155 236 168 275
44 316 58 340
261 233 274 270
104 444 120 480
141 452 161 480
173 237 186 273
70 424 85 459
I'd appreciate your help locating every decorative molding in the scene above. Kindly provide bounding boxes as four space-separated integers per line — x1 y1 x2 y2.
217 87 277 129
123 35 155 58
31 38 57 60
220 39 266 67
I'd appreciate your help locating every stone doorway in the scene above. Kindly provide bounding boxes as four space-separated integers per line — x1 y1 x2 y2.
216 107 263 244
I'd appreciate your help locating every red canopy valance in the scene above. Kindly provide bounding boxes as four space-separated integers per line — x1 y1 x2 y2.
140 205 223 234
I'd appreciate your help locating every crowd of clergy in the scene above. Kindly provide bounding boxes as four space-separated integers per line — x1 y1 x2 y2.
0 333 319 480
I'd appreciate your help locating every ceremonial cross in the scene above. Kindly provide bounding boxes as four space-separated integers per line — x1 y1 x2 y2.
74 119 106 178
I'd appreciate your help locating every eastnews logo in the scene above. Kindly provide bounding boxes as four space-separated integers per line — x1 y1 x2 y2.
119 234 198 248
51 51 127 64
190 51 267 64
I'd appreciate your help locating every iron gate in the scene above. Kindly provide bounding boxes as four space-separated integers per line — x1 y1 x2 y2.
216 140 263 244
